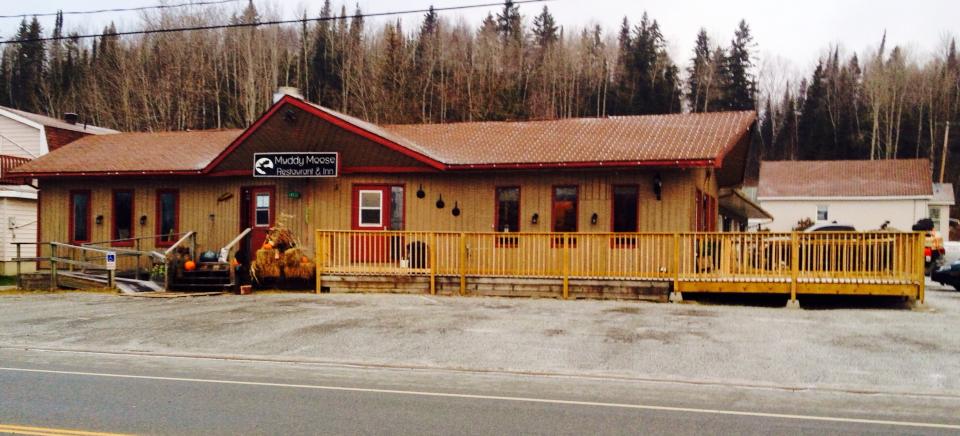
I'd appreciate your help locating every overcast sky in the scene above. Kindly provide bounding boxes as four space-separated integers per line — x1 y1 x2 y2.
4 0 958 85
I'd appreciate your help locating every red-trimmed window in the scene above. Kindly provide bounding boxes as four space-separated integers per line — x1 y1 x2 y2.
552 186 578 232
495 187 520 247
69 190 91 244
495 187 520 233
156 190 179 247
112 190 134 246
612 185 639 232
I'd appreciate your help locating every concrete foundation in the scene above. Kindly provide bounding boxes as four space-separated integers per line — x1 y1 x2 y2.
320 275 670 302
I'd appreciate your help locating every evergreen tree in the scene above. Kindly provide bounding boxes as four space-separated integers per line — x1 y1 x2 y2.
687 29 711 112
532 6 558 50
309 0 342 107
724 19 756 110
11 17 45 112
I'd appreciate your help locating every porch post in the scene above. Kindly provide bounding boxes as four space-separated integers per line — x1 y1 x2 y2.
670 233 682 303
917 232 925 304
562 233 570 300
315 230 323 295
49 243 57 290
458 233 466 296
15 244 21 289
788 232 800 309
429 232 437 295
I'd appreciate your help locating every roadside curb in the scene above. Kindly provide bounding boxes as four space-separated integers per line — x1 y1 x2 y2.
3 344 959 401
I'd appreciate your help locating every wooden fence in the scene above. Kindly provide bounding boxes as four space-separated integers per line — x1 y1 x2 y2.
315 230 926 302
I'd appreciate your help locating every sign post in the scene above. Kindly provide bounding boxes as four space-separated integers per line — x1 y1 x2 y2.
253 152 339 178
105 251 117 289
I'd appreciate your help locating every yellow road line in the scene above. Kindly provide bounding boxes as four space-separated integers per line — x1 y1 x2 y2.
0 424 132 436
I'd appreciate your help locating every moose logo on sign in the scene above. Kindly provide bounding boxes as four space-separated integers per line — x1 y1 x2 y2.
252 152 339 178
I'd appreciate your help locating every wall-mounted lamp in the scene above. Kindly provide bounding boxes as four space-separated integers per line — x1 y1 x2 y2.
95 215 104 225
284 109 297 123
590 213 599 225
653 173 663 201
416 184 426 199
435 194 445 209
139 215 148 226
209 213 216 221
451 202 461 217
531 213 539 225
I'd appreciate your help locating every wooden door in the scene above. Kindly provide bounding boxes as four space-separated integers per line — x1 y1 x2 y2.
245 186 276 260
351 185 391 263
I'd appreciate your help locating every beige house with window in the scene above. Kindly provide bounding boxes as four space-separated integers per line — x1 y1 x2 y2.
756 159 939 232
0 106 116 274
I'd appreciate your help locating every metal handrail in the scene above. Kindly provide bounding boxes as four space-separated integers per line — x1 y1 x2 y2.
164 231 197 257
219 228 251 262
82 232 192 248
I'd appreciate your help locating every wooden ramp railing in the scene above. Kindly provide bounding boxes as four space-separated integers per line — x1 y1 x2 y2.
315 230 926 302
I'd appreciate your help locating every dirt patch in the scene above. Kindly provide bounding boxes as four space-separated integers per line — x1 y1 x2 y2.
293 318 365 335
603 306 643 315
676 308 717 318
543 328 566 337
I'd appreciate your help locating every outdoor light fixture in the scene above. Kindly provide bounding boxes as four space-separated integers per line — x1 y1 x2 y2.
653 173 663 201
95 215 103 225
139 215 147 226
436 194 445 209
531 213 539 225
416 184 425 199
452 202 461 217
209 213 216 221
284 109 297 123
591 213 599 225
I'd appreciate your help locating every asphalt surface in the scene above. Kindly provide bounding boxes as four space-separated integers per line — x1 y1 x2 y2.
1 348 958 435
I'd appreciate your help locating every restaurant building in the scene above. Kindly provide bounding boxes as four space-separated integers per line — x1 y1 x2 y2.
11 92 765 296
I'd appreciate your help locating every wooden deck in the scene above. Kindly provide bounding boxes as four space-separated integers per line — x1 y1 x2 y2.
316 230 926 303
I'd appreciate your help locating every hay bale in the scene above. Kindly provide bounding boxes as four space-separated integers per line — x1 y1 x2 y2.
284 262 315 280
283 248 308 268
252 248 281 280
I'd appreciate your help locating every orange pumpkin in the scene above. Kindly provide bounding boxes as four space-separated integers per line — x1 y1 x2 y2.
262 241 273 250
184 260 197 271
230 258 240 267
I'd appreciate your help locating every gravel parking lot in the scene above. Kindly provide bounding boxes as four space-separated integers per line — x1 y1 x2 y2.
1 286 958 396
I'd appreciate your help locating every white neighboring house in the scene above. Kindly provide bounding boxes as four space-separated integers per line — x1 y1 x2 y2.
929 183 955 242
0 106 117 275
756 159 937 232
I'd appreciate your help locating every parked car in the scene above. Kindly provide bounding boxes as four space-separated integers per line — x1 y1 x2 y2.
932 260 960 291
804 223 856 232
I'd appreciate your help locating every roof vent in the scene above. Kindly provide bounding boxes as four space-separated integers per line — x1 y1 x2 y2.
273 87 303 104
64 112 79 125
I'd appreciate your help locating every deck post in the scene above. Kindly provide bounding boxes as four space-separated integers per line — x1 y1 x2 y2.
459 233 466 296
315 231 323 294
15 243 21 289
669 233 682 303
787 232 800 309
107 269 115 289
562 233 570 300
429 232 437 295
49 243 58 290
916 232 925 305
135 239 142 280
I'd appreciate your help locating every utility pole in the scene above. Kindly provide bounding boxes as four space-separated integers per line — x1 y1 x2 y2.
940 121 951 183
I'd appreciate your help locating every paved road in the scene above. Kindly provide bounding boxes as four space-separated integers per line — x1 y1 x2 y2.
1 349 958 435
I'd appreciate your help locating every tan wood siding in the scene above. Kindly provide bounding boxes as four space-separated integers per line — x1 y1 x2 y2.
38 169 713 261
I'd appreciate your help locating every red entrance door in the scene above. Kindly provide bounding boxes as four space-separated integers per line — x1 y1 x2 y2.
245 186 276 257
351 185 396 263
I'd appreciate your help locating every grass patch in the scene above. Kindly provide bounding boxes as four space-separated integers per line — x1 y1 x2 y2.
0 276 17 286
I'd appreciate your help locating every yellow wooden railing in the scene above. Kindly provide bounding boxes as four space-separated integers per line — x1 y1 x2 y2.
315 230 926 301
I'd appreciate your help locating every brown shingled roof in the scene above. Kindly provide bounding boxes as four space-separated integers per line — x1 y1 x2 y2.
10 130 242 175
12 95 757 177
381 111 756 166
757 159 933 198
